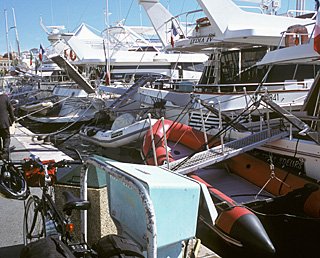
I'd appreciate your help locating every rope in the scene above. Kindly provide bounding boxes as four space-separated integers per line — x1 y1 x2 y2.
32 102 94 138
277 138 300 195
254 154 290 199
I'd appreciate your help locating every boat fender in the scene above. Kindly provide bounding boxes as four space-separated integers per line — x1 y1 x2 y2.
69 50 77 61
285 24 308 47
87 128 97 137
64 49 68 59
196 17 211 28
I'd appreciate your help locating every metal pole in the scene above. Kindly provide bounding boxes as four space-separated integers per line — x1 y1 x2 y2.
5 10 10 70
161 117 170 168
296 0 305 15
80 164 88 242
198 100 209 150
289 103 292 140
266 104 271 138
243 86 252 128
148 113 158 166
218 101 224 154
106 0 111 84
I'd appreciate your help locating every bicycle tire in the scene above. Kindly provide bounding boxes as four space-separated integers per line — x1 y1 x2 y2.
23 195 45 245
0 164 28 200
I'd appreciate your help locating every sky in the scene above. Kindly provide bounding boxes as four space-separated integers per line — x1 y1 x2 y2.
0 0 317 55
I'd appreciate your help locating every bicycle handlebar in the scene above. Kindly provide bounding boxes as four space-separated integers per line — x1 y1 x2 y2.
27 146 84 169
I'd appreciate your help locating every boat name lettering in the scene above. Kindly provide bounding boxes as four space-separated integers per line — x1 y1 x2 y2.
190 34 215 45
277 157 304 170
249 149 305 175
269 93 279 101
111 131 123 138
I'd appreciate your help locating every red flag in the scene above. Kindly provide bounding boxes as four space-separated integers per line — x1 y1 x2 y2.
314 9 320 54
104 71 111 85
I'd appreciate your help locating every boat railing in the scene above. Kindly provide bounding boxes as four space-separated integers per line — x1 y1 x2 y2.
163 9 205 40
40 74 73 83
149 91 315 174
167 3 295 38
286 9 317 19
238 5 264 13
195 80 311 93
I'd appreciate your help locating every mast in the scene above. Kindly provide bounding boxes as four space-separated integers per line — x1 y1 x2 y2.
12 8 21 58
4 9 10 70
104 0 111 85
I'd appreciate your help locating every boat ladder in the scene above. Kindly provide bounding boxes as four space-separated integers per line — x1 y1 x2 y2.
49 54 95 94
108 76 156 111
166 127 289 175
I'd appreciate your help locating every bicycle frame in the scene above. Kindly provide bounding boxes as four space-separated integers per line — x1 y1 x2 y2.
23 149 96 257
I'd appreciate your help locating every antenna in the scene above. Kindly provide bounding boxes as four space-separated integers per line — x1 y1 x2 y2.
40 17 51 35
12 8 21 58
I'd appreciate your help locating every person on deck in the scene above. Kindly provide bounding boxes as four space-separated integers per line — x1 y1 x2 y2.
0 90 15 160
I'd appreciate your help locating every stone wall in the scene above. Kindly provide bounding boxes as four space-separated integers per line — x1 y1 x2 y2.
54 184 117 245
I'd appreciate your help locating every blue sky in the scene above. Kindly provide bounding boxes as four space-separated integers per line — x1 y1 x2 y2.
0 0 317 54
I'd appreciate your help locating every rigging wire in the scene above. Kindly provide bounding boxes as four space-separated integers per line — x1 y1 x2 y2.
141 98 195 162
123 0 135 25
170 99 262 171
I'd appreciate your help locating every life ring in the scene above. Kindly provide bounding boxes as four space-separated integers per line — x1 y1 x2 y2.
69 50 76 61
196 17 211 28
285 24 308 47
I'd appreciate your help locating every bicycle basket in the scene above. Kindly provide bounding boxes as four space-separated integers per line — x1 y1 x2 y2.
22 159 57 187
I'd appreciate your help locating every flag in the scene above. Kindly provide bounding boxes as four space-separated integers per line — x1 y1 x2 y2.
29 52 33 66
314 8 320 54
170 22 178 48
39 44 45 61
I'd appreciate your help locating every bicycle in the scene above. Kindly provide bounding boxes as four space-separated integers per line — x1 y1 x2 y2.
22 148 96 257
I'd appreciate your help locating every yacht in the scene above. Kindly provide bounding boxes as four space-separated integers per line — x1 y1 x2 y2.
119 0 318 130
47 22 208 84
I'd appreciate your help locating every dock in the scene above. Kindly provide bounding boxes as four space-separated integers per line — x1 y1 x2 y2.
0 123 72 257
9 123 72 162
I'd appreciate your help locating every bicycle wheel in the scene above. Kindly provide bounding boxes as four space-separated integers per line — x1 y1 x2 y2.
0 164 28 200
23 195 45 245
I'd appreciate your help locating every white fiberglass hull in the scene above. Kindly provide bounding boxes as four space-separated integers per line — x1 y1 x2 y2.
79 118 158 148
